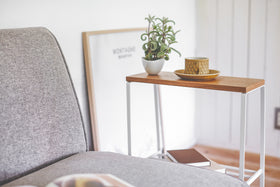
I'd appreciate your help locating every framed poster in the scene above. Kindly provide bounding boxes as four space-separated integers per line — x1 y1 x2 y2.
83 28 146 151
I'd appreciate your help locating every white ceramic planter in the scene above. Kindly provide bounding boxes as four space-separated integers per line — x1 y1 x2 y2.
142 58 165 75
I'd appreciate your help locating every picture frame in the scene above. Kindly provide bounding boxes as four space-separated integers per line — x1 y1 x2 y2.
82 28 146 151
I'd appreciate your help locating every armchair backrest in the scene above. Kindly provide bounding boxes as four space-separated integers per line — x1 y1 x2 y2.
0 27 87 184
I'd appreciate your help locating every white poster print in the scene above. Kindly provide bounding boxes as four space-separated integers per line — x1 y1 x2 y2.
87 29 157 156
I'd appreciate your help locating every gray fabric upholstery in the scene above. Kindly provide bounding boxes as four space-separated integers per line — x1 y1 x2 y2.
3 152 248 187
0 27 87 184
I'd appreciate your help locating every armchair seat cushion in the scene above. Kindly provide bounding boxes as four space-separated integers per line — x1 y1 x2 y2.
3 151 248 187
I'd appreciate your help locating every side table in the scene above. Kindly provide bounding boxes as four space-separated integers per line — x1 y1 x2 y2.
126 72 265 187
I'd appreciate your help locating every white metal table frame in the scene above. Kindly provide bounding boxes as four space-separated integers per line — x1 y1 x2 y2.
126 81 265 187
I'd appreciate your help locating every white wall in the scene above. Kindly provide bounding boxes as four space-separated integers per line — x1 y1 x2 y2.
0 0 197 154
196 0 280 157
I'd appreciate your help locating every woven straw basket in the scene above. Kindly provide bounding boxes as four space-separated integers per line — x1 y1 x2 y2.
185 57 209 74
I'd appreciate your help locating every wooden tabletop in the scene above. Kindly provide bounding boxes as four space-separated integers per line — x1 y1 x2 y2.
126 72 265 93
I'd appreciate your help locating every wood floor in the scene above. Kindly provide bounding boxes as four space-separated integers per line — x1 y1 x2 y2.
194 144 280 187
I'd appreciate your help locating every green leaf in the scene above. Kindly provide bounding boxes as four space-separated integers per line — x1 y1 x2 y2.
162 17 169 24
166 34 175 41
157 51 165 58
150 41 158 51
169 41 178 45
160 43 168 51
170 47 181 57
166 20 175 25
173 30 180 35
155 17 163 23
164 54 170 61
141 33 148 41
142 43 148 51
145 15 155 23
149 30 159 35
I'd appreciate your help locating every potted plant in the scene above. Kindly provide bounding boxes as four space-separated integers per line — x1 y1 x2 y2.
141 15 181 75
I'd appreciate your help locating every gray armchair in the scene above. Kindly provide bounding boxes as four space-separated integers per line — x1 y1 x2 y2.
0 27 247 187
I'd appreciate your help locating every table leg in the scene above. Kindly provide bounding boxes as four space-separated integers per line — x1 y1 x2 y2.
239 93 247 180
260 86 266 187
126 82 132 156
154 84 161 154
154 84 166 158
